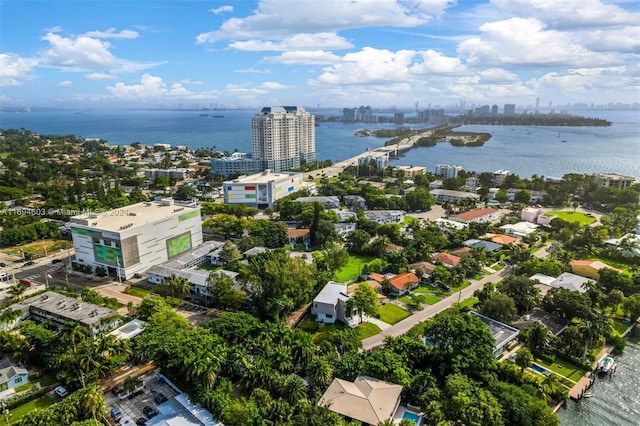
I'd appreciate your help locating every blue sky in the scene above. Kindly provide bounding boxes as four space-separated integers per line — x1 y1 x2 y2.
1 0 638 109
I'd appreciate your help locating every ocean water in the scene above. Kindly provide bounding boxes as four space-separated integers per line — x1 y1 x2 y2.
556 338 640 426
0 109 638 179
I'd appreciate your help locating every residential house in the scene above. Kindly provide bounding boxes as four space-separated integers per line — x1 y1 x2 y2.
335 222 357 238
449 208 500 224
433 218 468 232
428 180 444 189
334 210 358 222
311 282 357 327
462 239 503 252
287 228 311 249
570 260 623 280
408 261 437 280
487 233 522 246
511 308 570 336
521 207 545 223
344 195 366 210
296 196 340 209
0 358 29 392
530 272 592 294
500 221 539 238
605 234 640 258
537 212 557 226
394 165 425 178
431 252 461 268
388 272 419 296
450 247 473 258
469 312 519 356
363 210 405 225
317 376 403 426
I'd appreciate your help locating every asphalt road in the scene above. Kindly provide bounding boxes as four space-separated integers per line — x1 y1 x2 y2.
361 267 513 350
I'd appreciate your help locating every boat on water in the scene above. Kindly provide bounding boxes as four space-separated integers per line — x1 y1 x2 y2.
583 391 594 398
598 356 616 373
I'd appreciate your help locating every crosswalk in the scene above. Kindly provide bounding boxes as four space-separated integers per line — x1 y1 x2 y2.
23 266 58 283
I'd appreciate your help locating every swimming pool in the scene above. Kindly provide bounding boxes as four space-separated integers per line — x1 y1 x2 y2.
403 411 421 424
529 364 550 375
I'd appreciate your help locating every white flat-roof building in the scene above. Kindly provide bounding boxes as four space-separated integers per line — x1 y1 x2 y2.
363 210 405 225
435 164 462 179
223 170 304 208
430 189 480 204
70 199 202 280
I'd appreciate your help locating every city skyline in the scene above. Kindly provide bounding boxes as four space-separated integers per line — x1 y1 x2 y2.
1 0 639 109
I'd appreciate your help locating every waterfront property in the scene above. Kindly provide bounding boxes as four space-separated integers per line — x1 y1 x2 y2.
469 311 519 356
429 188 480 204
223 170 305 208
70 199 202 280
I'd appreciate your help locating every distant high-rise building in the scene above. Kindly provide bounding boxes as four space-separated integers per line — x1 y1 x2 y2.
435 164 463 179
504 104 516 116
251 106 316 172
491 104 498 116
394 112 404 124
343 108 356 121
535 97 540 114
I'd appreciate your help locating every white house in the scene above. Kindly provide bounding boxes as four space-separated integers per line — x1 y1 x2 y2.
311 282 357 327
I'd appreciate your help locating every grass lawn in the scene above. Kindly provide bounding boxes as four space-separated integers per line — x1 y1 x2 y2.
403 216 418 225
34 374 57 387
378 303 411 324
1 239 72 257
335 255 375 282
414 285 448 295
491 263 504 271
612 318 631 336
457 297 479 308
195 264 223 271
546 211 596 226
421 294 443 305
0 395 55 425
124 285 151 298
535 358 588 383
357 322 381 339
452 281 471 292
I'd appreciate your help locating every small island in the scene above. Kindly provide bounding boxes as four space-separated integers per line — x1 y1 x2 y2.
456 113 611 127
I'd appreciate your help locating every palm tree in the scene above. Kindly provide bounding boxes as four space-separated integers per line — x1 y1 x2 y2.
172 275 192 301
80 383 107 422
60 321 89 354
282 374 307 405
515 347 533 374
578 319 599 361
8 283 26 302
306 356 333 389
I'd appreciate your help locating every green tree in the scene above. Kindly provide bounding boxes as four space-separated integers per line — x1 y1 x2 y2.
520 322 550 356
218 241 242 267
498 275 541 314
515 347 533 373
206 272 245 310
479 293 517 324
346 282 378 323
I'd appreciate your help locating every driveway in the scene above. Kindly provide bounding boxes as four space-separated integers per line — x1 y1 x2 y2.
361 268 511 350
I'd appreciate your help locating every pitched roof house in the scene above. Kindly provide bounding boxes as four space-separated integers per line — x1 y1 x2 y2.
449 208 500 224
388 273 419 295
570 260 623 280
318 376 403 426
432 252 461 267
0 358 28 391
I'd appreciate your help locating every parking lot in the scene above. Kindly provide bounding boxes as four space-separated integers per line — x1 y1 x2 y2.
106 376 179 425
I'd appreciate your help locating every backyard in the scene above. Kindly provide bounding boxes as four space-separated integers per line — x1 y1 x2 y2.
335 255 375 282
0 395 54 425
545 211 596 226
298 314 381 343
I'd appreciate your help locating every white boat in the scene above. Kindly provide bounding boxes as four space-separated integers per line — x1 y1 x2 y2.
599 356 615 373
583 391 594 398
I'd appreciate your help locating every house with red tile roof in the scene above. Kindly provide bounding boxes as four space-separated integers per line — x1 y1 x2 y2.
570 260 623 280
431 252 461 268
488 234 521 246
408 261 437 278
388 272 419 296
368 273 386 283
449 208 500 224
286 228 311 249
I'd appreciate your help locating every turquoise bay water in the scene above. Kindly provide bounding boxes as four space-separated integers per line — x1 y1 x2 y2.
0 109 638 179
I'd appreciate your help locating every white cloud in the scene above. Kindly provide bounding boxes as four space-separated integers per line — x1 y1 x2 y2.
86 72 117 80
196 0 454 44
491 0 639 29
259 81 289 90
311 47 416 85
235 68 272 74
0 53 38 87
578 26 640 53
209 5 233 14
263 51 342 65
84 28 140 39
228 33 353 51
40 33 119 69
58 80 72 86
43 25 63 33
106 74 188 99
477 68 520 83
457 18 622 68
180 79 203 85
409 50 467 75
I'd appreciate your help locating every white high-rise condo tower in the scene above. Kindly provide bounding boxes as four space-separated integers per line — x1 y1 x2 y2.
251 106 316 172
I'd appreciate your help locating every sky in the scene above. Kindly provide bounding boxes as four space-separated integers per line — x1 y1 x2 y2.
1 0 639 109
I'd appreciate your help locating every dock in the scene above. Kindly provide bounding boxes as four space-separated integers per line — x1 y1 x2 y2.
569 376 594 401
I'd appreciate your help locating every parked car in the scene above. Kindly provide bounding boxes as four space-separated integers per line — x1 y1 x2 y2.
136 419 147 426
133 273 143 279
54 386 68 398
438 283 452 292
23 260 35 267
143 406 159 419
19 278 33 287
111 406 123 422
153 392 168 404
120 417 134 426
52 259 62 264
0 262 6 267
